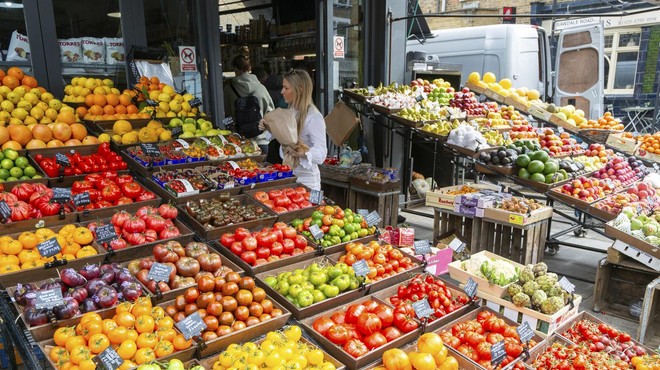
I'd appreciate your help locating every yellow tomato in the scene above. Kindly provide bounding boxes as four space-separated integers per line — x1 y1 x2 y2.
154 340 174 358
134 348 156 364
64 335 86 353
116 340 137 360
1 240 22 255
0 264 20 274
54 326 77 347
76 246 97 258
136 332 158 349
58 224 77 236
17 249 39 264
69 345 91 365
49 346 70 364
73 227 93 245
17 232 38 249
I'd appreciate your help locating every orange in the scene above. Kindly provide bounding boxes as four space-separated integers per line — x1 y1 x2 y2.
126 104 138 114
21 76 38 88
84 94 94 107
2 75 19 89
106 94 119 106
118 94 132 107
139 77 149 85
0 69 4 80
88 105 103 116
75 106 88 117
92 94 107 107
57 111 76 125
103 105 115 115
7 67 24 80
114 105 127 114
149 76 160 85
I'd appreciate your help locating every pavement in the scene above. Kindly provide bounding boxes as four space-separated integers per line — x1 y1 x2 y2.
398 205 642 338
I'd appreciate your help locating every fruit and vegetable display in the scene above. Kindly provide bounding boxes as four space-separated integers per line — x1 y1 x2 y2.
376 333 462 370
556 175 621 203
580 111 625 130
420 119 462 137
153 168 216 194
47 298 193 368
0 225 99 274
593 156 648 187
450 87 487 116
477 147 519 167
35 143 127 178
529 339 640 370
219 223 314 266
14 262 145 327
126 143 206 166
632 355 660 370
468 71 543 107
110 119 175 145
387 274 470 322
505 262 574 315
516 150 588 185
336 240 417 281
252 187 317 213
447 125 493 151
495 197 544 214
183 193 271 229
210 326 337 370
0 148 42 182
459 253 519 286
136 359 203 370
610 208 660 246
164 275 284 340
0 183 77 221
593 182 660 217
439 310 535 370
368 92 417 111
127 241 238 294
87 205 181 250
262 260 362 308
509 125 539 140
69 172 156 210
562 318 648 365
293 206 376 247
311 299 419 356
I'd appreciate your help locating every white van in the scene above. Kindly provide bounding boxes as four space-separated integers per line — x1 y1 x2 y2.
406 23 604 119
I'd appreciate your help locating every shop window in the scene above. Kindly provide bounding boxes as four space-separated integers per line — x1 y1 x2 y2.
0 0 31 73
604 29 640 95
334 0 361 90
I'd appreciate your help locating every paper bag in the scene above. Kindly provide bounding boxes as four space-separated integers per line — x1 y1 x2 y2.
325 101 359 146
264 108 306 168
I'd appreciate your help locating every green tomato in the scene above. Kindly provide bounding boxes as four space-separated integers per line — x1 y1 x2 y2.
329 224 341 236
287 295 297 304
277 280 290 295
322 284 340 298
358 228 369 237
353 215 363 223
301 281 315 291
341 235 351 243
321 241 331 248
344 208 353 216
311 289 326 303
349 277 360 290
326 266 342 279
166 359 184 370
344 223 355 234
330 275 351 292
291 219 303 227
338 229 346 238
313 219 323 227
330 236 341 245
336 262 349 274
345 215 354 224
297 290 314 308
312 211 324 220
287 273 304 285
309 271 328 286
350 232 358 240
288 284 303 298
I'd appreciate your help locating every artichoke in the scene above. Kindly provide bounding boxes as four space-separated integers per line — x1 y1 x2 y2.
546 272 559 284
532 262 548 277
531 290 548 308
507 283 523 298
544 283 560 297
522 281 540 296
512 292 531 308
540 296 565 314
536 275 555 292
519 267 535 284
562 290 573 305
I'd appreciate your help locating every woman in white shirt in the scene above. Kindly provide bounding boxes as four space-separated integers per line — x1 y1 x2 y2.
261 69 327 190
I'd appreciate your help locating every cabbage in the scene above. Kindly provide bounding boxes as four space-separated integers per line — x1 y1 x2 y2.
480 259 519 286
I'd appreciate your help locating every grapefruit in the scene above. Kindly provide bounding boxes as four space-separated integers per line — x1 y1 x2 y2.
52 122 72 142
47 140 64 148
82 136 99 145
32 124 53 142
0 126 9 145
2 141 22 150
69 123 87 141
7 125 32 146
64 139 82 146
26 139 47 149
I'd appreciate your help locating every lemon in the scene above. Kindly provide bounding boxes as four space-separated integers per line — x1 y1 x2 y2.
483 72 497 84
98 133 111 143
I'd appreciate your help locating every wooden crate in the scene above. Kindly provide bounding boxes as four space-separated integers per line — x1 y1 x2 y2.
426 183 502 210
637 277 660 349
347 185 399 228
448 251 525 298
320 177 350 208
477 218 549 265
606 132 640 155
483 206 553 227
432 208 481 253
593 257 660 329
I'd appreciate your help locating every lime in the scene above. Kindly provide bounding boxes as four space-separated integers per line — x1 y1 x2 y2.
6 177 18 182
0 159 13 170
23 166 36 177
18 175 30 181
3 149 18 161
9 167 22 178
31 174 42 179
0 169 9 180
0 152 5 161
14 157 28 169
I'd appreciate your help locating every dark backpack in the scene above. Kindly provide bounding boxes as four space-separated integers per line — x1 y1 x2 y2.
230 84 262 138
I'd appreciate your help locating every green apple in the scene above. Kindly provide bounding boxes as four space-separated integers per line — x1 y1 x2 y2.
206 129 221 136
0 159 13 170
3 149 18 161
14 157 28 169
9 167 22 178
182 123 197 133
169 118 183 127
199 120 213 133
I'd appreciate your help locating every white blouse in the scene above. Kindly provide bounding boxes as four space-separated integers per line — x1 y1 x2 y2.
281 107 327 190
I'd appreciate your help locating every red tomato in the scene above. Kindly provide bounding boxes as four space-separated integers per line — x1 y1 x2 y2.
330 312 346 324
326 325 349 345
121 182 144 199
343 339 368 358
312 317 335 336
356 313 382 336
381 326 402 342
372 304 393 327
345 304 367 325
363 332 387 350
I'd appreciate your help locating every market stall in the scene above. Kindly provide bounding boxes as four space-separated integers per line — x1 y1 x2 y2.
0 65 658 370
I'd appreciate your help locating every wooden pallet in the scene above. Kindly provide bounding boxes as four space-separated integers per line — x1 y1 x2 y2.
476 218 549 265
432 208 482 254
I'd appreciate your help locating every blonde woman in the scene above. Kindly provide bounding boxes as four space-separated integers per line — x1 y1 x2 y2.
260 69 327 190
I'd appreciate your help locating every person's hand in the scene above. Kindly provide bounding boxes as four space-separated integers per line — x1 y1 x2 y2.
283 145 305 158
258 119 268 131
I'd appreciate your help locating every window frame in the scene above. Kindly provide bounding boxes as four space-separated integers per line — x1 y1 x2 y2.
604 27 641 95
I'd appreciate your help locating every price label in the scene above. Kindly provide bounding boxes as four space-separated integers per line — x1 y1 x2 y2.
352 259 370 277
536 128 544 135
581 142 589 150
412 299 434 319
463 277 478 298
357 209 369 217
140 143 160 157
145 99 158 106
52 188 71 203
227 161 240 170
189 97 202 107
175 311 207 340
367 86 376 94
653 163 659 171
448 238 466 253
557 126 564 133
415 95 424 102
175 139 190 148
222 117 234 127
569 163 579 172
502 132 510 140
148 263 173 283
516 322 534 343
96 224 118 244
35 288 64 309
558 276 575 293
171 127 183 138
414 240 431 255
0 200 11 221
73 192 91 207
366 211 381 227
528 105 552 121
309 224 324 240
37 237 62 258
309 190 324 205
508 214 524 225
93 346 124 370
55 153 70 167
491 341 507 367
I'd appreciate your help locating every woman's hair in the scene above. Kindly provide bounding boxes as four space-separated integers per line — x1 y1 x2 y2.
284 69 316 133
231 55 251 73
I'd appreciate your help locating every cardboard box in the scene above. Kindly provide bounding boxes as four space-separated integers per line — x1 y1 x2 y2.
426 183 501 210
483 206 553 227
453 203 485 217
